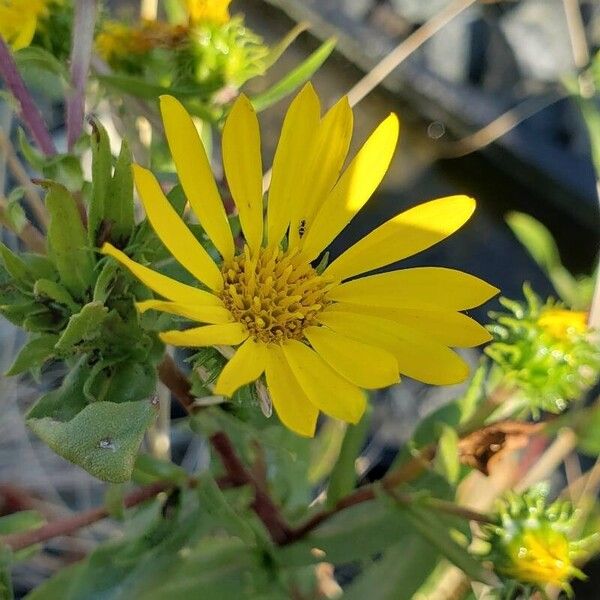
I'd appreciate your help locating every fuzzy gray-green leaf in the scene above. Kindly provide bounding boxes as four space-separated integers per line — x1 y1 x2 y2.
27 399 156 483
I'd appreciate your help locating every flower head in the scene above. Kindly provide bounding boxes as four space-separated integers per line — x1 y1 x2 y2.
486 285 600 415
482 491 589 594
102 85 498 436
96 20 188 70
186 0 231 25
0 0 51 50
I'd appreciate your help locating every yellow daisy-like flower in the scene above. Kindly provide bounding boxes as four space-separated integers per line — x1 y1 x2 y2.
102 85 498 436
0 0 49 50
186 0 231 25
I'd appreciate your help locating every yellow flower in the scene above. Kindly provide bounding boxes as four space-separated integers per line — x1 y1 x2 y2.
538 309 588 340
502 528 584 591
0 0 50 50
102 85 498 436
96 20 188 64
186 0 231 25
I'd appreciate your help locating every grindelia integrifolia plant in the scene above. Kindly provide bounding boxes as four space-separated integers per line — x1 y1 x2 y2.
0 1 599 599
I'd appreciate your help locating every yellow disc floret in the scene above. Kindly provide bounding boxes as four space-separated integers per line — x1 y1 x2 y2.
502 528 583 590
220 246 330 343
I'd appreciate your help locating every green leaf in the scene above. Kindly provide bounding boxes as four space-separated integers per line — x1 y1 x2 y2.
88 118 112 246
458 361 488 425
33 278 79 312
262 21 309 70
0 511 46 564
27 398 157 483
133 454 188 486
0 242 35 285
92 259 119 303
17 128 46 171
5 333 58 376
104 484 125 520
326 406 371 507
44 182 95 298
401 504 499 586
26 505 282 599
105 139 135 244
103 360 157 404
343 534 438 600
14 46 69 81
54 301 108 354
0 546 12 600
276 500 412 566
575 404 600 456
251 38 336 111
97 74 205 101
506 212 561 273
433 424 460 485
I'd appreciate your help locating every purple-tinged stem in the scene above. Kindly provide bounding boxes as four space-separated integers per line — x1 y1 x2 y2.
0 37 56 156
66 0 97 150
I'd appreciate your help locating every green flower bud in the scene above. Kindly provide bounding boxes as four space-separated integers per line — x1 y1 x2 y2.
485 285 600 415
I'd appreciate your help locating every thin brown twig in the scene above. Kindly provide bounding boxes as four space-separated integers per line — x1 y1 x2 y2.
440 92 569 158
346 0 478 108
0 482 169 552
0 128 48 229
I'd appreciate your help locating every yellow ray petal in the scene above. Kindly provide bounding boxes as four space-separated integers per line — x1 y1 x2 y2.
282 340 366 424
265 345 318 437
136 299 232 324
101 243 222 305
222 94 264 252
159 323 248 347
324 195 477 280
327 304 492 347
328 267 499 311
214 338 266 397
133 165 222 291
305 325 399 389
301 113 399 260
288 96 354 248
159 95 234 261
267 83 321 246
319 310 470 385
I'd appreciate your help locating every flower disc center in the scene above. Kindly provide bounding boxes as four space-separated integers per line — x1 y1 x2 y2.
220 246 329 343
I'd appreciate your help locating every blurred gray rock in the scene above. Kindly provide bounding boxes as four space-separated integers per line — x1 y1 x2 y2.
499 0 575 81
391 0 454 23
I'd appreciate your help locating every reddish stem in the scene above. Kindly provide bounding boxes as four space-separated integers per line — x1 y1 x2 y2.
0 37 56 156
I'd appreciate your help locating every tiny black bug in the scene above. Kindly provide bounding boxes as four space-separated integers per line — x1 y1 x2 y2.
298 219 306 238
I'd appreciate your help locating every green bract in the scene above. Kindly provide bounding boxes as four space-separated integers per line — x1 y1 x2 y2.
480 489 594 595
486 285 600 415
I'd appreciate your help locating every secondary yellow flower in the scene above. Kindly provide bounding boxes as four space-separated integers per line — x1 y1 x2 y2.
102 85 498 436
0 0 49 50
501 529 583 590
96 20 188 65
186 0 231 25
538 309 588 339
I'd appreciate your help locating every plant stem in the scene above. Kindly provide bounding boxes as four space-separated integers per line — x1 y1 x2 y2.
209 431 292 544
66 0 97 150
0 482 169 552
0 38 56 156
